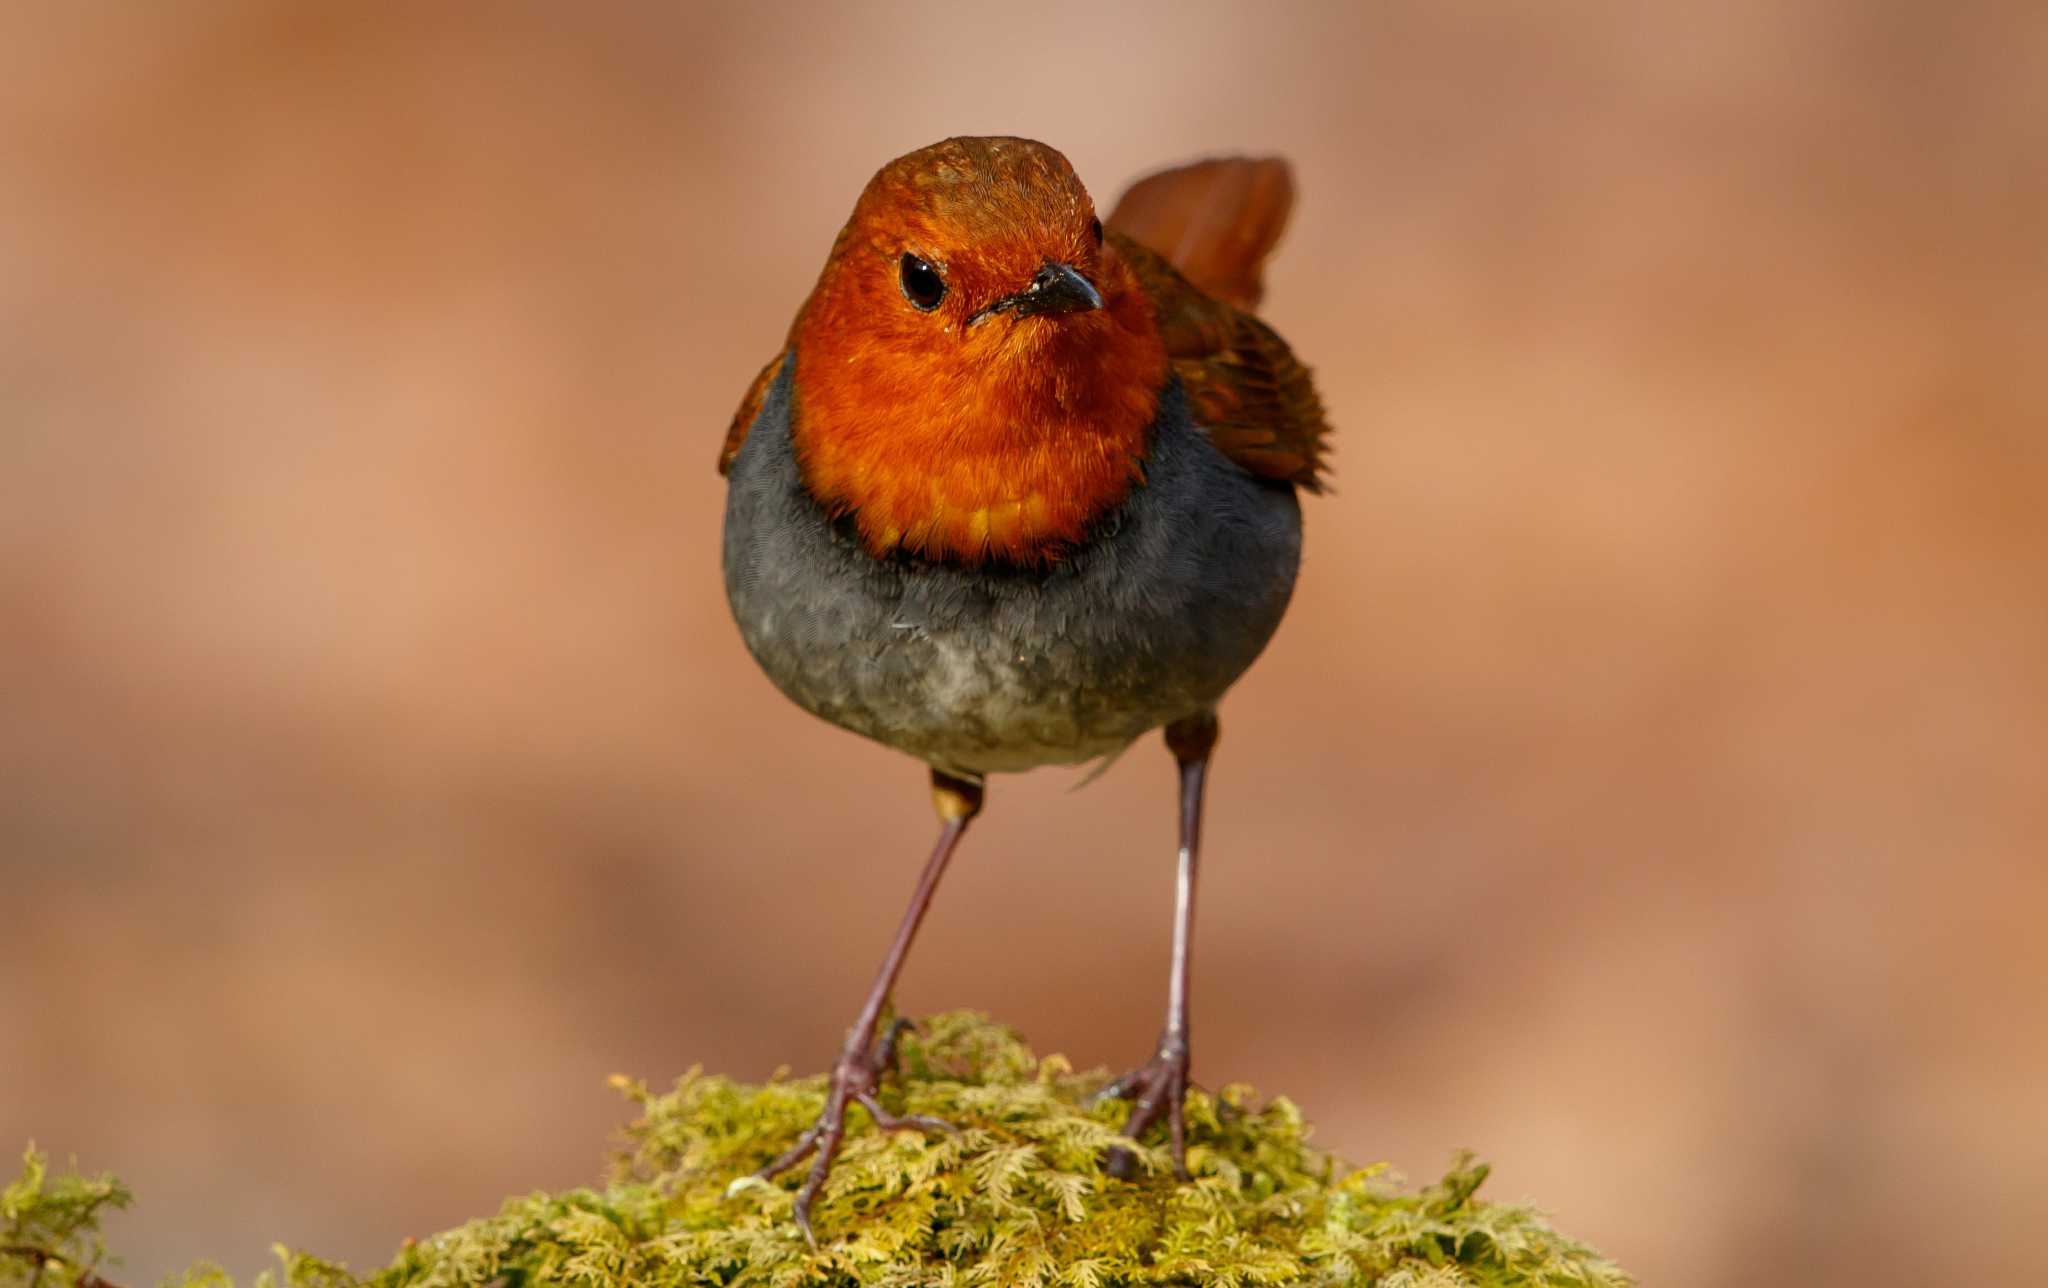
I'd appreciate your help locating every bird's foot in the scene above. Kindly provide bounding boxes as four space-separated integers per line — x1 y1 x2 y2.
751 1019 952 1246
1091 1032 1191 1181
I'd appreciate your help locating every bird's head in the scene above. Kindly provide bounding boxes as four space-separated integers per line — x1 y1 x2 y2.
790 137 1168 566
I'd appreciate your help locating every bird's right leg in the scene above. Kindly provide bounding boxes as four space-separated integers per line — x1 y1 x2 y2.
752 769 983 1245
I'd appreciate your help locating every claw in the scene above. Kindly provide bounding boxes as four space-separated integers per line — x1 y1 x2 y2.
743 1028 952 1247
1097 1036 1192 1181
874 1016 917 1075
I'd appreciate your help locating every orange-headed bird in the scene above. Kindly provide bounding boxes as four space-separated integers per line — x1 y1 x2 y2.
719 137 1329 1241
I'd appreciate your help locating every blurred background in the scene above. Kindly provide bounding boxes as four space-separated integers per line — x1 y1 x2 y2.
3 2 2044 1284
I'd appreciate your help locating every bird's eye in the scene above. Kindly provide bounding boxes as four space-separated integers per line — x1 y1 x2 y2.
899 254 946 310
1090 217 1103 244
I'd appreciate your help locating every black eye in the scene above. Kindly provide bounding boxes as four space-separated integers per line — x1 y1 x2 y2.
1090 217 1103 243
899 253 946 310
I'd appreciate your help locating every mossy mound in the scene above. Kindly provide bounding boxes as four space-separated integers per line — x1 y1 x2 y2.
6 1012 1628 1287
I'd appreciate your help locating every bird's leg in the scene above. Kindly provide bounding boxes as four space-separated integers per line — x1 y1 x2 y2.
1097 711 1217 1181
752 769 982 1245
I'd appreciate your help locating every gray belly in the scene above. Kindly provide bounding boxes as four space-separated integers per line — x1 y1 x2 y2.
721 366 1302 776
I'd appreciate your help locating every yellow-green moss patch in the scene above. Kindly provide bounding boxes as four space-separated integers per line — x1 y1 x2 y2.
8 1012 1628 1287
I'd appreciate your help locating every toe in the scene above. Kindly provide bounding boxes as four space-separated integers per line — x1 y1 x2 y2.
1103 1145 1143 1180
855 1090 952 1135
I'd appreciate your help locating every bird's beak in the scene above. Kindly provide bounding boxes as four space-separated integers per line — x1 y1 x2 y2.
968 261 1104 326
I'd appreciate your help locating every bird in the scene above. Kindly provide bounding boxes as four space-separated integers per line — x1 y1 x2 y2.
718 136 1328 1242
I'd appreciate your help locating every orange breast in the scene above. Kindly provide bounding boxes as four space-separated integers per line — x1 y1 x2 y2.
791 277 1167 566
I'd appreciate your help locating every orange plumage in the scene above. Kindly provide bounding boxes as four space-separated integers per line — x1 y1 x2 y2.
793 141 1165 565
720 138 1328 565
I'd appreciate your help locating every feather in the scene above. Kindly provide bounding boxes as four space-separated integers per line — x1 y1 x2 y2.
1103 156 1294 310
1106 221 1330 490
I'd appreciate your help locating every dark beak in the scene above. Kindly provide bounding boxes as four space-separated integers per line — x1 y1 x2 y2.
968 261 1104 326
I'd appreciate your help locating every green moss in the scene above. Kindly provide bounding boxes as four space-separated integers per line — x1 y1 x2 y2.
3 1145 131 1288
8 1013 1627 1288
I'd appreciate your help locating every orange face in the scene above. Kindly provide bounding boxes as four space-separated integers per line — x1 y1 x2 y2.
791 137 1169 566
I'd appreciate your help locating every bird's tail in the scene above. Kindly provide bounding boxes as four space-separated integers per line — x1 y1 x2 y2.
1105 157 1295 311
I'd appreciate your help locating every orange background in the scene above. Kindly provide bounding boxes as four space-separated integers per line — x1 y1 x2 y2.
3 4 2043 1285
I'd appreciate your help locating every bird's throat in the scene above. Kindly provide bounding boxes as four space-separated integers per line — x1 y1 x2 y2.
790 324 1167 567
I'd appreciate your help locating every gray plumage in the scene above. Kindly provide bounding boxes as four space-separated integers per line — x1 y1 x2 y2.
722 361 1302 777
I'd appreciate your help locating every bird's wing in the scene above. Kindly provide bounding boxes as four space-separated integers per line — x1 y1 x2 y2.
717 351 785 476
1107 157 1329 490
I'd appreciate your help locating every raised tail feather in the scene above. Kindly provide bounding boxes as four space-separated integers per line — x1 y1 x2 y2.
1105 157 1295 311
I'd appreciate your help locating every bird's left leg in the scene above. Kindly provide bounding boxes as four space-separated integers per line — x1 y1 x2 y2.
1096 710 1217 1180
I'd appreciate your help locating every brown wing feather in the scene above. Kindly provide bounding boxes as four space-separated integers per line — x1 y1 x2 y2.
1107 213 1329 491
717 351 785 476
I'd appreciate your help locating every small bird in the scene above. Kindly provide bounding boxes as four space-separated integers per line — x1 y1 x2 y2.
719 136 1328 1240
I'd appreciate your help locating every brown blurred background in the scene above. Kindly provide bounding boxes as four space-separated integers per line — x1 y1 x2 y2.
3 2 2044 1284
